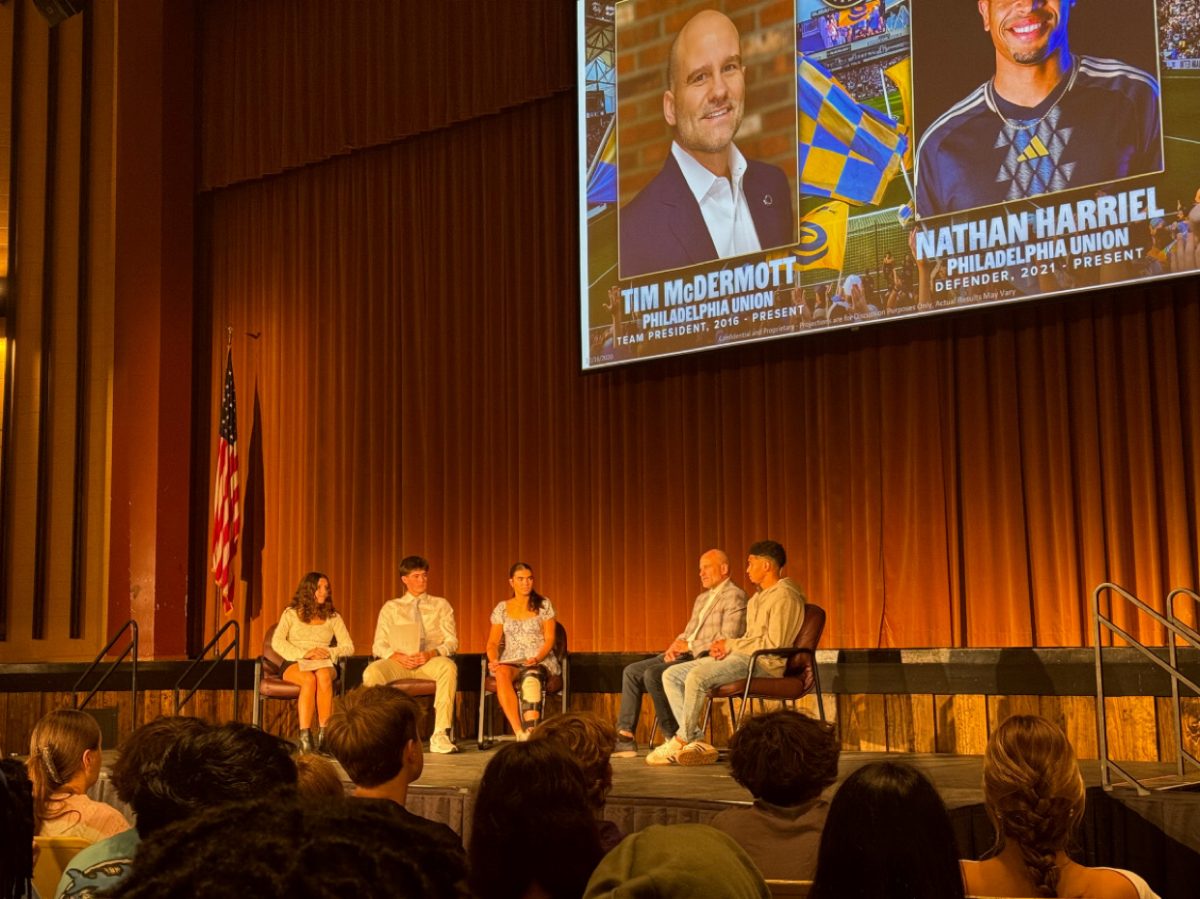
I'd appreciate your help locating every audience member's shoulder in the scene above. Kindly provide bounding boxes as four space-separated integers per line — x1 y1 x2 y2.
357 796 464 851
1077 866 1150 899
585 823 768 899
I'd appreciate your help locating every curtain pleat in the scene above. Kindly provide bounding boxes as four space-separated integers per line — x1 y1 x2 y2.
203 91 1200 659
199 0 575 190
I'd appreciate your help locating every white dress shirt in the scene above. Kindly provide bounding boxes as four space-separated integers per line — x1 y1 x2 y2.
672 141 762 258
371 592 459 658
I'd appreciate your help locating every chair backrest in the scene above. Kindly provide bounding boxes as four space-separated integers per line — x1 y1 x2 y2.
33 836 91 899
784 604 825 683
262 623 285 674
553 621 568 660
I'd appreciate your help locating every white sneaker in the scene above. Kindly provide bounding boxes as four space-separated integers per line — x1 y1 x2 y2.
675 740 718 766
515 729 531 742
429 732 459 754
645 738 684 766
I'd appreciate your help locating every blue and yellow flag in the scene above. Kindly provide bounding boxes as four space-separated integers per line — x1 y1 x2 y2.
796 201 848 271
797 55 907 206
884 57 914 169
586 123 616 206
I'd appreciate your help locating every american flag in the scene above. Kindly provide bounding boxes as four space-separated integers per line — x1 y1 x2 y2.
210 349 240 613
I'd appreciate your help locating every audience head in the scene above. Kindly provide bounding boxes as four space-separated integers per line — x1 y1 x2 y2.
747 540 786 571
107 793 469 899
529 712 617 812
469 740 602 899
27 708 103 830
294 752 346 801
728 710 839 806
109 715 208 834
810 761 965 899
324 687 423 788
983 714 1086 896
584 824 768 899
0 759 34 899
290 571 336 622
133 721 297 836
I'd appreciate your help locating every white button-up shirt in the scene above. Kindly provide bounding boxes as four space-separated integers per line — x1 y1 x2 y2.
672 141 762 258
371 592 459 658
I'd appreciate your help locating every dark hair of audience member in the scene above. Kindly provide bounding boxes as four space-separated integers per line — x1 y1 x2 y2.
469 740 603 899
810 761 966 899
728 710 839 806
508 561 547 613
982 715 1086 897
0 759 34 899
323 687 421 787
528 712 617 812
26 708 101 832
132 721 298 836
294 752 346 800
106 793 469 899
109 715 208 834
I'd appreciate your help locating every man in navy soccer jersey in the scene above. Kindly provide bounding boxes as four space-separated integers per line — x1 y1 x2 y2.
915 0 1161 219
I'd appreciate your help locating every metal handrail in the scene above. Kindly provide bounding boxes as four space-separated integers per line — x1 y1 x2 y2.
1092 582 1200 795
173 620 240 718
73 620 138 727
1166 588 1200 779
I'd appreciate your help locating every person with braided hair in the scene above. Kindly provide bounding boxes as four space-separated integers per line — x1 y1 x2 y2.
25 709 129 844
962 714 1160 899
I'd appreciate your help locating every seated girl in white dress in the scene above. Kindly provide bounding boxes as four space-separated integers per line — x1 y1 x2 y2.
485 562 558 740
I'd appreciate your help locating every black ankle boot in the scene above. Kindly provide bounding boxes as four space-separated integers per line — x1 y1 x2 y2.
299 730 313 753
316 728 330 756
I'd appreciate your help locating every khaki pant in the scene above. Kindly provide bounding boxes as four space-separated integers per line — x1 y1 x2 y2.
361 654 458 734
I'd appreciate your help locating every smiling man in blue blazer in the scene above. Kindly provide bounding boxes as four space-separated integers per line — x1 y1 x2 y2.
619 9 794 280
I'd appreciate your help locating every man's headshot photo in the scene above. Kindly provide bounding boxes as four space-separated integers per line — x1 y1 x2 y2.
616 1 797 280
913 0 1162 219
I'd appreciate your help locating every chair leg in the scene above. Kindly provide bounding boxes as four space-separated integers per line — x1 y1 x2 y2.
701 698 713 742
649 716 659 746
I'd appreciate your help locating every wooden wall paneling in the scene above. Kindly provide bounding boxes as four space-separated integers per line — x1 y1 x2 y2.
838 694 888 751
887 693 938 753
885 694 916 752
1156 696 1178 764
1103 696 1159 762
1044 695 1098 759
935 694 988 755
1184 696 1200 759
986 694 1041 730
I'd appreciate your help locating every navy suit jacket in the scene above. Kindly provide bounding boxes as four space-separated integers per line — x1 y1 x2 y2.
618 151 794 279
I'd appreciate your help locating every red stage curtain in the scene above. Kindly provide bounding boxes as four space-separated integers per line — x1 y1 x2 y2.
198 0 574 190
202 86 1200 657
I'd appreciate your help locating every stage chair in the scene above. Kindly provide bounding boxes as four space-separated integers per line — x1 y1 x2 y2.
477 622 569 749
252 624 344 729
648 605 826 747
764 880 812 898
382 676 440 739
699 603 827 737
33 835 91 899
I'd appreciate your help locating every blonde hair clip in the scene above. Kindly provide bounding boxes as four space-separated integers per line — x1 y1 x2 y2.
39 746 63 783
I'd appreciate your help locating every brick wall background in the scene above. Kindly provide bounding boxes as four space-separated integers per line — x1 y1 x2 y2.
616 0 798 205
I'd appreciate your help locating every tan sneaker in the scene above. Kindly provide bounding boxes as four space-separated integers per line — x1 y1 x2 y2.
675 740 718 766
429 732 459 754
645 738 684 766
